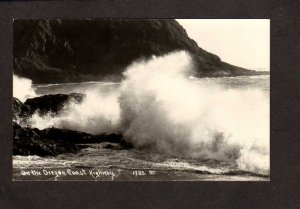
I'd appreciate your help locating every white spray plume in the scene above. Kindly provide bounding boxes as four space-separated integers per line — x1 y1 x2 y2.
119 51 269 174
13 74 37 102
28 89 121 134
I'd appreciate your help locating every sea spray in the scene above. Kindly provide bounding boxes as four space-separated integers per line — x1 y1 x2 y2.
118 51 269 174
27 89 121 134
15 51 269 175
13 74 37 102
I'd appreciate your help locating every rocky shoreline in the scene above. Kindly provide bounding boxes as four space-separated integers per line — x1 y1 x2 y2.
13 94 133 157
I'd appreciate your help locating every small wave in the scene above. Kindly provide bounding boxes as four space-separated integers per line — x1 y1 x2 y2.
35 81 120 88
13 155 75 169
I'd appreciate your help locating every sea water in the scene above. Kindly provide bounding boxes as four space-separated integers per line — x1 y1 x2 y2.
13 51 269 181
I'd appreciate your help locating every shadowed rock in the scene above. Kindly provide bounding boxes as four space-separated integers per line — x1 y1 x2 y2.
13 122 132 157
13 97 23 121
20 93 85 116
13 122 80 156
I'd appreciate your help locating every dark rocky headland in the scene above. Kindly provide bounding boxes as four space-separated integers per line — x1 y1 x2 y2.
13 19 268 84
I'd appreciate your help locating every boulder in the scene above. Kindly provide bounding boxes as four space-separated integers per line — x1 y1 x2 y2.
21 93 85 116
13 122 132 156
13 122 81 156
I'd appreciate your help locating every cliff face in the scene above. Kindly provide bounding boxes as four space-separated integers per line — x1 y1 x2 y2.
13 19 264 84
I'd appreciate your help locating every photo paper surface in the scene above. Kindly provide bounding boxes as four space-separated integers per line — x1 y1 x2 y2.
12 19 270 181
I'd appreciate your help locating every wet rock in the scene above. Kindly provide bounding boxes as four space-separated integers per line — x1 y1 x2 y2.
13 122 80 156
102 143 123 150
13 97 23 121
13 122 132 156
21 93 85 116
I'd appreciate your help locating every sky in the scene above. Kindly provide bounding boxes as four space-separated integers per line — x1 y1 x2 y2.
176 19 270 70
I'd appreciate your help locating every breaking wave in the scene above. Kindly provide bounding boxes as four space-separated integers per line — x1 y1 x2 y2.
13 74 37 102
14 51 269 175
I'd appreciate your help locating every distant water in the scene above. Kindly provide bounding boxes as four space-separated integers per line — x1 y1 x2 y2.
13 75 269 181
192 75 269 91
34 75 269 95
34 81 120 96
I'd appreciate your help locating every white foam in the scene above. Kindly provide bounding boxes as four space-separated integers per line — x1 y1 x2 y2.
118 51 269 174
13 74 37 102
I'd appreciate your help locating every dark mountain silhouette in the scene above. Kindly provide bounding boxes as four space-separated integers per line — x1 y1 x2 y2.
13 19 267 84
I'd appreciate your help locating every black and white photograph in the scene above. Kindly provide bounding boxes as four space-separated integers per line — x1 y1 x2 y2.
12 19 270 181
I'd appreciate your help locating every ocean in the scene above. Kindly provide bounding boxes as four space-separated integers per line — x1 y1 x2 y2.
13 52 270 181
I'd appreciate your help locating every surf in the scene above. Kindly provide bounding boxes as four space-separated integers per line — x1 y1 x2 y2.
13 51 270 175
